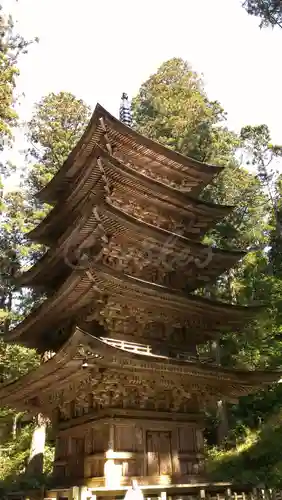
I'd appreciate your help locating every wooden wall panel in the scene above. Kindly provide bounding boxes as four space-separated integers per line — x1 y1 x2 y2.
195 428 204 452
92 424 109 452
53 465 66 481
55 437 68 459
90 459 104 478
178 426 195 452
179 459 194 476
121 460 138 477
69 437 84 479
115 424 137 451
84 428 93 455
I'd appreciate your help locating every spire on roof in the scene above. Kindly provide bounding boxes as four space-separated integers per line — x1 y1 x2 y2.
119 92 132 127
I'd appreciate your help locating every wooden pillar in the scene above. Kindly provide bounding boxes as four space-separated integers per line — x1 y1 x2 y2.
109 423 114 449
104 424 122 488
143 424 147 477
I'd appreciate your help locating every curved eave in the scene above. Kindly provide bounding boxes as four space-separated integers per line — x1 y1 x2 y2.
81 329 281 384
8 262 263 348
18 199 246 289
92 262 263 318
36 107 103 204
0 328 280 412
97 103 223 175
7 271 95 347
37 104 224 205
28 146 232 245
0 329 82 411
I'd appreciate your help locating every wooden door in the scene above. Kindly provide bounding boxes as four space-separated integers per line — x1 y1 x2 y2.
146 431 172 476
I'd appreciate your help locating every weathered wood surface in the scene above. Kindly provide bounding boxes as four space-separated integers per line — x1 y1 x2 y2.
8 262 262 350
28 146 230 247
20 194 243 292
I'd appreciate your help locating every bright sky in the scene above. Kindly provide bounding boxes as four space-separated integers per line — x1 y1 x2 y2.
3 0 282 189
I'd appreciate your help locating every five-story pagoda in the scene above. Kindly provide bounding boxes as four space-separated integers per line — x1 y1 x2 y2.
0 94 280 490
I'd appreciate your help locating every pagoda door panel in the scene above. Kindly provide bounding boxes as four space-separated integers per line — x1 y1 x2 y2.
159 431 173 475
69 437 84 479
146 431 159 476
146 431 172 476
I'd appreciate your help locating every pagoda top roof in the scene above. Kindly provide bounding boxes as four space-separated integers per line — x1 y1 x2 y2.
37 104 224 204
0 327 281 414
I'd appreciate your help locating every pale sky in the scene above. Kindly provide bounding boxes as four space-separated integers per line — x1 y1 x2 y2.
3 0 282 189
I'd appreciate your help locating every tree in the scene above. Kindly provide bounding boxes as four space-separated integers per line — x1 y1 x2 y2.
0 4 35 177
26 92 91 194
0 190 41 484
0 0 40 414
132 58 274 444
269 176 282 277
0 89 91 483
0 0 39 375
11 92 92 479
132 59 269 257
242 0 282 28
240 124 282 225
132 58 239 165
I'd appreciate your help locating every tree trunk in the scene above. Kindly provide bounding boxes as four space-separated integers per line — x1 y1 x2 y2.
12 412 21 440
26 413 47 476
216 400 229 444
25 352 54 476
227 269 236 304
210 340 229 445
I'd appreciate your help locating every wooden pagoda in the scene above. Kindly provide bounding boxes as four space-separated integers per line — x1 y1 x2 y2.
0 102 280 491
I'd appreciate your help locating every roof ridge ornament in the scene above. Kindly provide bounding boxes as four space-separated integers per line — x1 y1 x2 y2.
119 92 132 127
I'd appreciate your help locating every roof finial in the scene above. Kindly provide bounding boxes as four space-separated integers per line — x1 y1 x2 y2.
119 92 132 127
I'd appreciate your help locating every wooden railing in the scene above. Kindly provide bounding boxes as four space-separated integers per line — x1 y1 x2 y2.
100 336 215 365
100 337 152 355
40 484 282 500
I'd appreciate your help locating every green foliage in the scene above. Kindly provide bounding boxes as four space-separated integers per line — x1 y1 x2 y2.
0 2 37 335
0 90 91 488
0 424 54 488
133 57 282 484
207 409 282 486
132 59 268 255
0 7 41 442
240 125 282 219
0 4 35 173
23 91 92 252
0 425 32 481
26 91 91 193
204 164 269 251
0 339 39 383
243 0 282 28
132 58 239 164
